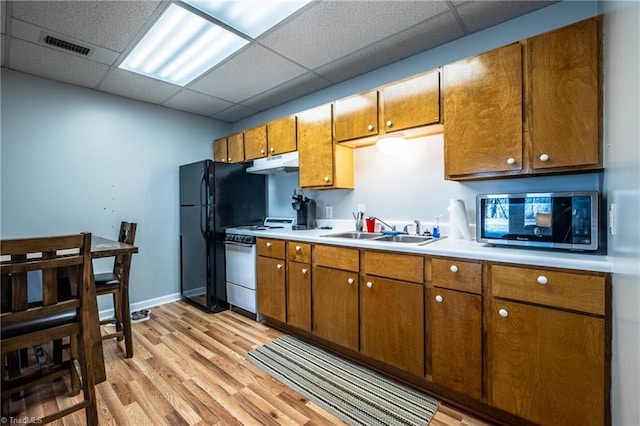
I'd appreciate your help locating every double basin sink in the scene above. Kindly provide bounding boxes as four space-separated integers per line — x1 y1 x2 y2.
322 231 436 245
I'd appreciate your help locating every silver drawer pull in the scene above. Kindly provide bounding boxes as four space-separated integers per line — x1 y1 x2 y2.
276 264 282 270
450 265 459 273
347 278 354 285
435 295 443 303
499 308 509 318
302 268 308 274
537 275 548 285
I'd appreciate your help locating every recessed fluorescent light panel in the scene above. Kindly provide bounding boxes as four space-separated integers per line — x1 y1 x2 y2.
183 0 312 38
120 3 248 86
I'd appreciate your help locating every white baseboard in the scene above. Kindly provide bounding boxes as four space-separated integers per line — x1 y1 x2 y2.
99 292 182 321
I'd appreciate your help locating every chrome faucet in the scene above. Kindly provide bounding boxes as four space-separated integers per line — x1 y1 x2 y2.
402 219 422 235
371 217 395 231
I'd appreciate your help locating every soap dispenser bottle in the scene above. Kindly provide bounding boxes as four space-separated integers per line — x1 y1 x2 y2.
433 216 440 238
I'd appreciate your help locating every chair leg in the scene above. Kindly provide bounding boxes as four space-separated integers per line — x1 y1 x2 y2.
69 337 80 396
121 287 133 358
78 329 98 424
112 291 123 341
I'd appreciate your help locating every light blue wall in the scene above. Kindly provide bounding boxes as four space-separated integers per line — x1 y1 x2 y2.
241 0 602 228
602 2 640 425
0 68 230 310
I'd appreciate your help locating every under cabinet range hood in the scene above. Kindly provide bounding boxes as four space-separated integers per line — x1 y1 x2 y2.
246 151 299 174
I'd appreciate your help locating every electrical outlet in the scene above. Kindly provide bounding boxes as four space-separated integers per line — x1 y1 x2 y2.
357 204 365 213
325 205 333 219
609 203 616 235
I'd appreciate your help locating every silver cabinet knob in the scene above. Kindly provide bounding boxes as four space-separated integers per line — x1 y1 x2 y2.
386 120 393 127
266 242 272 248
302 268 308 274
324 176 330 183
537 275 548 285
366 281 373 288
539 153 550 162
260 149 265 154
367 124 374 131
499 308 509 318
295 245 301 252
347 278 354 285
435 295 443 303
276 263 282 269
507 157 516 165
450 265 458 273
270 147 275 153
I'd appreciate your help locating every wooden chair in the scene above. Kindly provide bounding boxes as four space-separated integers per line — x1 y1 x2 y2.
0 233 98 424
94 221 137 358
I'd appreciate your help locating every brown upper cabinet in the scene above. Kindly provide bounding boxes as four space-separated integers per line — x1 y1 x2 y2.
334 90 379 143
244 124 267 161
267 115 297 156
443 17 602 180
297 104 354 189
443 43 524 179
526 17 601 172
379 70 440 134
213 133 245 163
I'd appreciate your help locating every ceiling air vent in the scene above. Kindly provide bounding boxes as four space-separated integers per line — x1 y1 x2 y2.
42 34 91 56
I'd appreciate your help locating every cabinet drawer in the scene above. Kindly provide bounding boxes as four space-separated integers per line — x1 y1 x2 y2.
256 238 285 259
491 264 605 315
431 258 482 294
313 244 359 272
362 251 423 284
287 241 311 263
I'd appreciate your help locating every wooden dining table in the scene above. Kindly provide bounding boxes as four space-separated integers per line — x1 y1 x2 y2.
88 235 138 383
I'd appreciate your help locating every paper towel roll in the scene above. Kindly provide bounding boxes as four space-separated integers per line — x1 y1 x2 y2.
448 199 472 240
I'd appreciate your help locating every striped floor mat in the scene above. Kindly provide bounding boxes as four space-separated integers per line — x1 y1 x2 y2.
246 335 438 426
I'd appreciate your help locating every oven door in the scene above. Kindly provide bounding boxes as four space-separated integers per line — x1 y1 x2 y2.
224 241 258 314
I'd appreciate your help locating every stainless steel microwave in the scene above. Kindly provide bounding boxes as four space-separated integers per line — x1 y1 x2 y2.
476 191 599 251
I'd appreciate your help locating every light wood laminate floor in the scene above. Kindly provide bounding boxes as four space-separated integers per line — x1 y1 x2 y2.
5 301 491 425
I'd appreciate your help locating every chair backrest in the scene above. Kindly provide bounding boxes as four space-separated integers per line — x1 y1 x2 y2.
1 233 93 347
113 221 137 276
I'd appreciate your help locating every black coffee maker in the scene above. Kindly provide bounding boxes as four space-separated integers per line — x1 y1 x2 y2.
291 189 317 230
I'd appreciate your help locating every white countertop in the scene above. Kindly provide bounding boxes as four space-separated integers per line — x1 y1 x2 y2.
243 225 612 273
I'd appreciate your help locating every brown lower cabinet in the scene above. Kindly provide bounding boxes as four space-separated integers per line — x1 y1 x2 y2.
286 261 311 331
360 274 424 377
311 266 359 351
428 287 482 399
257 241 611 426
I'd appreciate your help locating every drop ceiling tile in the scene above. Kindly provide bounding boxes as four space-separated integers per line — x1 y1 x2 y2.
212 104 258 123
9 38 109 88
98 68 181 104
241 72 332 111
189 44 308 103
11 1 162 51
315 11 464 83
261 1 450 70
455 1 556 33
163 90 234 117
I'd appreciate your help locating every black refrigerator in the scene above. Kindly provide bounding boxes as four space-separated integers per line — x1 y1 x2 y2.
179 160 266 312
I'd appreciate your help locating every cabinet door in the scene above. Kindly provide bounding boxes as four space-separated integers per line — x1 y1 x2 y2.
213 137 227 163
267 115 297 155
298 104 335 188
244 125 267 161
334 90 378 142
360 275 424 376
312 266 359 351
381 71 439 132
226 132 245 164
429 288 482 399
528 18 600 170
257 256 286 322
287 261 311 331
488 300 605 425
443 43 523 178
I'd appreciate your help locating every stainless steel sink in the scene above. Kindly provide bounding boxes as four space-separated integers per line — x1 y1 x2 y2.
322 231 383 239
322 232 437 244
374 235 435 243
